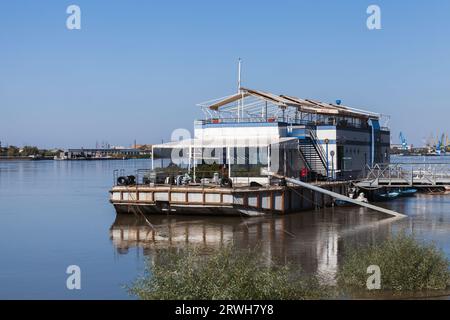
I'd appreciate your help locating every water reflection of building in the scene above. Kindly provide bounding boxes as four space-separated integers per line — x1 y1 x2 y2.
110 210 391 281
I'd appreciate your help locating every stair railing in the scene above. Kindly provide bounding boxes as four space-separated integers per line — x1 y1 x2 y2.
305 128 328 175
297 142 313 172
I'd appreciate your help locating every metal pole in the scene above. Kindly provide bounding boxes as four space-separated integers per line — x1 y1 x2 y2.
227 146 231 179
188 146 191 173
161 139 164 168
330 150 335 180
151 146 154 170
237 58 242 123
193 145 196 182
238 58 241 92
266 145 271 185
265 101 268 122
331 155 334 179
325 139 329 178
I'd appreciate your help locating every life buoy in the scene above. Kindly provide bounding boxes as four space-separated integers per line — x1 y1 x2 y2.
127 175 136 185
220 177 233 188
117 176 128 186
117 175 136 186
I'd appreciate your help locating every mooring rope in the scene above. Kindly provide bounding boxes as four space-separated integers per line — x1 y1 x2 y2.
126 186 156 231
287 184 322 209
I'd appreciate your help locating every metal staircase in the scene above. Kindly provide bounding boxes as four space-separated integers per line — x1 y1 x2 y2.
298 128 328 177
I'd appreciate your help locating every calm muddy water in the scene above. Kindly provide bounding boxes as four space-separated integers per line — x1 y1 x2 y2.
0 157 449 299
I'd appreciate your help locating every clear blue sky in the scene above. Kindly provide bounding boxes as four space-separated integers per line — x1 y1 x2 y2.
1 0 449 148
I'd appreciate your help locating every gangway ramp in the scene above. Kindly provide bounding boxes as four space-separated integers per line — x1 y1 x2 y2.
270 174 406 218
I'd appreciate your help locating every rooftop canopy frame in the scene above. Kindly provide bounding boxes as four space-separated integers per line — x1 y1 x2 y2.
197 87 386 126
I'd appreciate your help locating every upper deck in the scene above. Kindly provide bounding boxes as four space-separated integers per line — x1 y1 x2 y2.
196 87 389 134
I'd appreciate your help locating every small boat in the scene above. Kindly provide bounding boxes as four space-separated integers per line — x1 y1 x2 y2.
334 199 351 206
374 191 400 201
398 188 418 197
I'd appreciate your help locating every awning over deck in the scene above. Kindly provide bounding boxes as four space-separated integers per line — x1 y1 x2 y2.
152 137 297 149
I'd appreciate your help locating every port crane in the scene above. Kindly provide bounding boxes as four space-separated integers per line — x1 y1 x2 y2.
399 132 408 150
446 134 449 153
436 133 446 155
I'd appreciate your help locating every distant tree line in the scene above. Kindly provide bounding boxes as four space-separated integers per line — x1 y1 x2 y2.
0 145 62 158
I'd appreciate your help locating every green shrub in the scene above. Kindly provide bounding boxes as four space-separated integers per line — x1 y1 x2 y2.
337 234 450 291
128 235 450 300
129 246 332 300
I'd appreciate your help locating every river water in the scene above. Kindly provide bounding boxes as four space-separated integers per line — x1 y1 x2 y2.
0 156 449 299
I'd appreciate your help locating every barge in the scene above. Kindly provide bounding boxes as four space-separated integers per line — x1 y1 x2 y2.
110 181 349 216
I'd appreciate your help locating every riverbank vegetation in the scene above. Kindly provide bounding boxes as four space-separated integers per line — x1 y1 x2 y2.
129 246 332 300
337 234 450 291
129 235 450 300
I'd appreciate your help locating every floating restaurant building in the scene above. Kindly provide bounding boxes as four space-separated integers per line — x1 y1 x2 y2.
110 86 391 216
152 87 390 182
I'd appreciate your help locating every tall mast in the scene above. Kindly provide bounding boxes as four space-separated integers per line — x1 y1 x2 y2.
237 58 243 122
238 58 242 92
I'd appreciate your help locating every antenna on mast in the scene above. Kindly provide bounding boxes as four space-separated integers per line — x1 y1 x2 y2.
238 58 242 92
237 58 243 121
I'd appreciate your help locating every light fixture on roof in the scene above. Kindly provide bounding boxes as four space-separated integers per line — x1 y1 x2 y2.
336 99 342 105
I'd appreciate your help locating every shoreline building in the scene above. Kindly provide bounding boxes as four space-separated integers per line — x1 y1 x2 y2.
152 87 390 183
57 147 143 160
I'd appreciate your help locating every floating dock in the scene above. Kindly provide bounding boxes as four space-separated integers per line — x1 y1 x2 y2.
357 163 450 189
